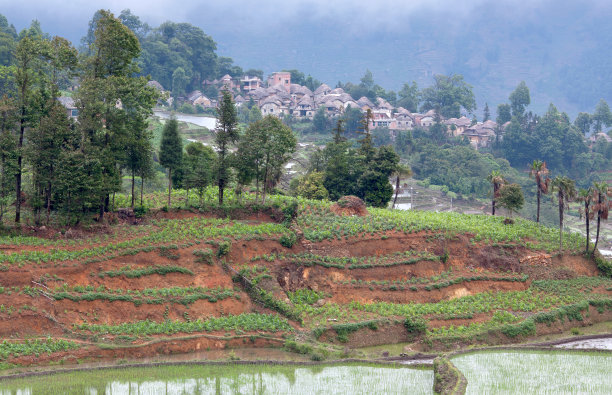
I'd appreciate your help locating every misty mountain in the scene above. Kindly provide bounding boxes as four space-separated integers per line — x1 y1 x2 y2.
4 1 611 117
213 1 611 117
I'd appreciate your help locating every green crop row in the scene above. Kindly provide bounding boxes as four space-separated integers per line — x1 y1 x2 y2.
296 206 584 253
52 285 236 306
294 287 591 327
0 338 79 360
98 265 193 278
74 313 293 335
0 217 291 265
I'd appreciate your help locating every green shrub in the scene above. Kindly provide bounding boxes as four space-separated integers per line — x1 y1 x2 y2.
134 205 148 218
280 232 297 248
217 241 231 258
158 245 180 260
284 339 312 354
193 249 214 265
404 316 427 335
500 319 536 338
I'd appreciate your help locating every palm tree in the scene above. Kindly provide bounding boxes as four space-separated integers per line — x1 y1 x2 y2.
550 176 577 254
487 170 506 216
591 182 611 255
577 187 594 254
529 160 550 223
392 164 412 209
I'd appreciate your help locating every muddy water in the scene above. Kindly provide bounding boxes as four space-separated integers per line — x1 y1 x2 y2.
154 111 216 129
554 336 612 350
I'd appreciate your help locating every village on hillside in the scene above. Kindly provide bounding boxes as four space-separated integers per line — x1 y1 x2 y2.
146 72 502 149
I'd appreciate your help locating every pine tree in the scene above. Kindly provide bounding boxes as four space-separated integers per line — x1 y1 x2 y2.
483 103 490 122
213 90 238 205
159 117 182 208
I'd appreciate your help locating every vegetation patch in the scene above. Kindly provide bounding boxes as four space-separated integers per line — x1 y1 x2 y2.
0 338 79 360
433 357 467 395
98 265 193 278
73 313 292 335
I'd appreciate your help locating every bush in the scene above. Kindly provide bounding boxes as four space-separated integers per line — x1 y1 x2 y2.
134 205 148 218
217 241 231 258
404 316 427 335
284 339 312 354
280 232 297 248
193 249 214 265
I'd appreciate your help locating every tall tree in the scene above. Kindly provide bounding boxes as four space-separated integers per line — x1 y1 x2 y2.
236 115 296 204
497 183 524 218
529 160 550 223
487 170 506 216
509 81 530 118
592 99 612 132
183 141 215 207
0 96 16 223
13 34 48 223
550 176 577 253
213 90 238 205
496 103 512 125
420 74 476 119
577 187 593 254
27 100 76 224
77 10 156 219
357 109 375 163
591 182 610 256
397 81 420 112
483 102 490 122
159 117 182 208
574 112 592 135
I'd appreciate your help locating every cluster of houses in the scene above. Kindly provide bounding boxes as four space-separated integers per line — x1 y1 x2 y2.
58 72 502 149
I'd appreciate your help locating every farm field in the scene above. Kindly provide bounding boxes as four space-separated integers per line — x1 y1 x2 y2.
0 188 611 371
0 363 433 394
452 350 612 394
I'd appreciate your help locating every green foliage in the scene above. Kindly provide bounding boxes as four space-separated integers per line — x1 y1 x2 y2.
193 248 214 265
287 289 326 305
74 313 293 335
283 339 312 355
235 115 297 204
214 90 238 205
216 241 231 258
295 172 329 200
420 74 476 118
53 285 235 306
98 265 193 278
0 338 79 360
332 320 380 343
159 118 183 170
497 183 524 216
279 232 297 248
404 316 427 335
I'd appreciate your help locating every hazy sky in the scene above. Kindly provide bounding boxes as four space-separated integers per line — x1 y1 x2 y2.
2 0 610 114
1 0 581 41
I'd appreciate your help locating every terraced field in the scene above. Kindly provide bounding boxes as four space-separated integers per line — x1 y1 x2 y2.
0 189 611 367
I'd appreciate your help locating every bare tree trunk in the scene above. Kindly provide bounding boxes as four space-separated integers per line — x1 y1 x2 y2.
168 168 172 209
131 171 135 209
585 202 590 254
593 213 601 256
15 112 25 224
140 177 144 207
46 183 52 225
393 175 400 209
536 189 541 223
558 193 563 254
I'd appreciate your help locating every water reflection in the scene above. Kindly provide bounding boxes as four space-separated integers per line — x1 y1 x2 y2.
3 365 432 395
153 112 216 129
